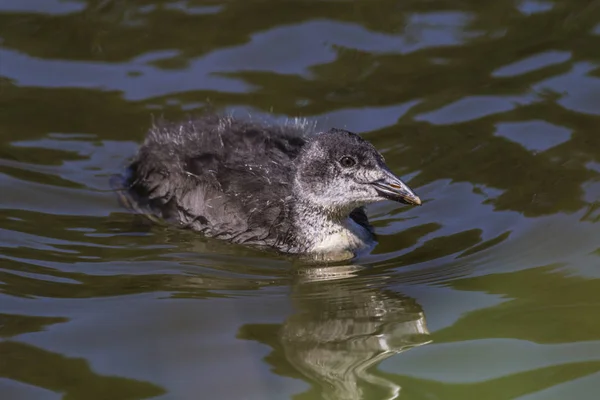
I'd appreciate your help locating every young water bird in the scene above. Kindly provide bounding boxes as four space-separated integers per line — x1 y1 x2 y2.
118 115 421 261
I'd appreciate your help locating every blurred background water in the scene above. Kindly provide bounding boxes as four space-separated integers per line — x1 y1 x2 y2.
2 0 600 399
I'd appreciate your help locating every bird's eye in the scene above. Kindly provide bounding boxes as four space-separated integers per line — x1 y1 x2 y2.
339 156 357 168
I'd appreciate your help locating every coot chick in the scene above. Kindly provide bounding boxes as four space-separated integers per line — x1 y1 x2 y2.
118 115 421 261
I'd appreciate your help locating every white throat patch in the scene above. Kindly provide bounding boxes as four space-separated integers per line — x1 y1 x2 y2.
310 217 374 256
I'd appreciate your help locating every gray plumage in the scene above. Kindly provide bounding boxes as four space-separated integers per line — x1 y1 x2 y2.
117 114 421 261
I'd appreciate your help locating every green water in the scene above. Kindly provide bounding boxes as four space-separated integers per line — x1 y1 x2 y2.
1 1 600 399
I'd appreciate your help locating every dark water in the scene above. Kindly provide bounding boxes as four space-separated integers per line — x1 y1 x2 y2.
2 1 600 399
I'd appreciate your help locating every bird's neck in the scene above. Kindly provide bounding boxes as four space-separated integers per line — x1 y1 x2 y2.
291 199 374 260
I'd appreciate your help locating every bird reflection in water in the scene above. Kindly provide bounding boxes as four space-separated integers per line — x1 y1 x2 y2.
240 264 431 400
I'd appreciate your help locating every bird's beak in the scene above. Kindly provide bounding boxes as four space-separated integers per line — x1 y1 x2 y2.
371 169 421 206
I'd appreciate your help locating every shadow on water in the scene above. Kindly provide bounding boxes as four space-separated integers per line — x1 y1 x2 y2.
2 0 600 399
240 268 431 400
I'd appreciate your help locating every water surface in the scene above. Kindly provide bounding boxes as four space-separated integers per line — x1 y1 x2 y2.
2 1 600 399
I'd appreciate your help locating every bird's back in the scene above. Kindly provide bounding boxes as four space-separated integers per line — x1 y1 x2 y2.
122 115 311 249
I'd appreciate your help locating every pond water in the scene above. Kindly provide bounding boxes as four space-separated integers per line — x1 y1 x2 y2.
2 1 600 399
